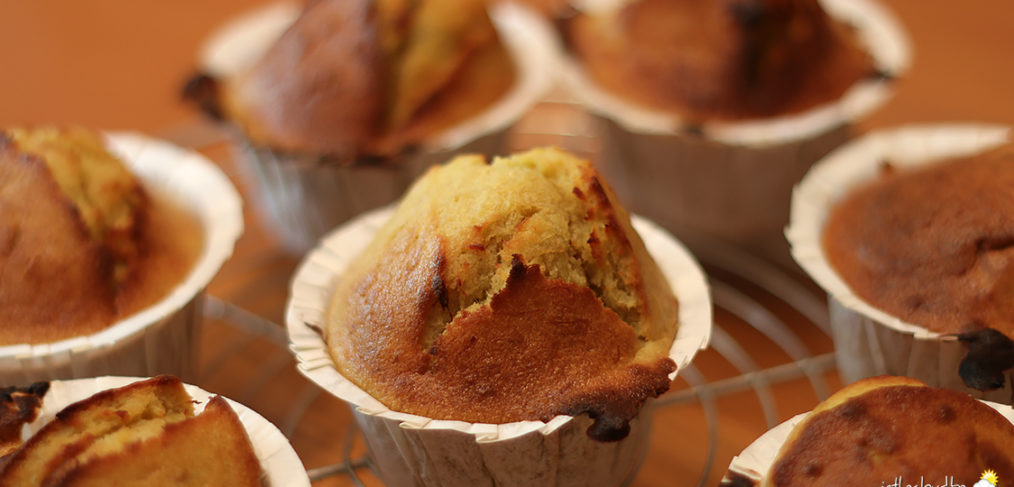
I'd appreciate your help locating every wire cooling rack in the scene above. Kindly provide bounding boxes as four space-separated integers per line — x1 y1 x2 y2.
196 240 836 487
179 95 841 486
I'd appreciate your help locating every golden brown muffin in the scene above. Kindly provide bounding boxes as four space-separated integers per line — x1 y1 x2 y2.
327 147 679 440
0 127 203 345
565 0 875 122
824 144 1014 338
764 376 1014 486
0 376 261 487
192 0 516 160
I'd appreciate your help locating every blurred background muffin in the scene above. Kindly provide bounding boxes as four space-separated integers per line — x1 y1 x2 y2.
0 127 201 345
0 127 242 383
558 0 908 268
565 0 874 122
186 0 553 252
788 124 1014 402
191 0 515 161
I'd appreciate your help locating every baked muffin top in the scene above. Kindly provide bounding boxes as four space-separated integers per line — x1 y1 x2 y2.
326 148 679 440
0 127 203 345
565 0 875 122
765 376 1014 486
193 0 516 160
824 144 1014 338
0 376 261 487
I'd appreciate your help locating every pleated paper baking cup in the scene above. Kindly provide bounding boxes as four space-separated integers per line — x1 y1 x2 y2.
19 376 309 487
786 124 1012 402
286 207 712 487
722 398 1014 484
559 0 910 265
200 2 556 253
0 132 243 385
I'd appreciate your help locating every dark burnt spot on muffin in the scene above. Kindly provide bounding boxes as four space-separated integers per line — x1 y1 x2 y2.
801 462 823 477
936 404 956 424
835 399 867 421
958 327 1014 391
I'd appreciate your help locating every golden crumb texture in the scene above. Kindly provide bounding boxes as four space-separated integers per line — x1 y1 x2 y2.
327 147 679 440
0 376 262 487
764 376 1014 486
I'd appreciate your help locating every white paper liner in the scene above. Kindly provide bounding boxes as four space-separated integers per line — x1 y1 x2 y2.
0 133 244 384
199 2 556 253
285 206 712 486
786 124 1013 401
723 400 1014 484
21 376 308 487
557 0 909 264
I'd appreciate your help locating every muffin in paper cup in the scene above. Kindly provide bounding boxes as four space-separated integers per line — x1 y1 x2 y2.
722 397 1014 484
286 207 712 487
559 0 910 266
197 2 556 253
786 124 1013 403
0 132 243 385
15 376 308 487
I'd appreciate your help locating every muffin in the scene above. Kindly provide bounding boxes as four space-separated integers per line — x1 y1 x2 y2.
188 0 553 252
824 143 1014 338
289 147 712 487
566 0 874 122
327 147 678 438
723 376 1014 485
559 0 908 265
0 376 309 487
0 127 200 345
788 124 1013 402
0 129 242 383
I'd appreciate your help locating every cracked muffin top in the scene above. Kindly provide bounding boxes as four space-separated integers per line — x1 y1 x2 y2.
764 376 1014 486
823 143 1014 338
565 0 875 122
325 147 679 440
0 127 202 345
189 0 515 161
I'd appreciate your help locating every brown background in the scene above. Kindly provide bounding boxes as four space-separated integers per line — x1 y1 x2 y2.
1 1 1013 486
